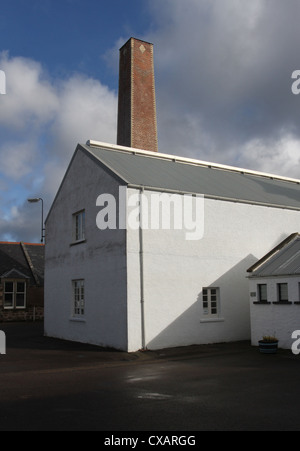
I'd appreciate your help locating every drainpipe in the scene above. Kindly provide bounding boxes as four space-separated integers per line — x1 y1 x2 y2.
139 187 146 350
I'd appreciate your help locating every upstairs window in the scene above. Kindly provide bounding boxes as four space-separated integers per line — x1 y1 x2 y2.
73 210 85 242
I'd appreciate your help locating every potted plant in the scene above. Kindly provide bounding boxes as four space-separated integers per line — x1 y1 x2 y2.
258 336 279 354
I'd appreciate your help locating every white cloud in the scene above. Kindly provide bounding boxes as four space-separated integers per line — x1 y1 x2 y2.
0 53 117 241
239 134 300 179
147 0 300 178
51 74 117 154
2 0 300 241
0 140 39 181
0 52 58 130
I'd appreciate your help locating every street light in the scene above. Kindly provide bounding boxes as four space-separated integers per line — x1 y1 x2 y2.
27 197 45 243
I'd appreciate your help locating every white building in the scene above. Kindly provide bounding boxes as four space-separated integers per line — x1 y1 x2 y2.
44 140 300 352
248 233 300 349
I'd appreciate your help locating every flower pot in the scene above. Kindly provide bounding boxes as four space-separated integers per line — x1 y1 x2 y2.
258 340 278 354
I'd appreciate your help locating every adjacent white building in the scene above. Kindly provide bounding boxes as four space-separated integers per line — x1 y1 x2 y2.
248 233 300 349
44 140 300 352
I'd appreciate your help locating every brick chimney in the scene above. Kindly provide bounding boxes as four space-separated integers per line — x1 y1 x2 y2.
117 38 158 152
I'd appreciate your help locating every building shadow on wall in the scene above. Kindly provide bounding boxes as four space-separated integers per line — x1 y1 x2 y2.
146 254 258 350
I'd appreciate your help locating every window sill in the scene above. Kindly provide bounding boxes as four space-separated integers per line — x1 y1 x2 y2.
200 317 224 323
70 239 86 247
253 301 271 305
272 301 293 305
69 317 86 323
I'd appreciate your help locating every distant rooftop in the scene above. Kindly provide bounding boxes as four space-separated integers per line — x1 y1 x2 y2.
248 233 300 277
0 242 44 286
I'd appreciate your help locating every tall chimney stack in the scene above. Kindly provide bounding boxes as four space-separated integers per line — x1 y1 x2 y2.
117 38 158 152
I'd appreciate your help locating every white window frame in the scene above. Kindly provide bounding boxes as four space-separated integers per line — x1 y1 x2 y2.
73 210 85 243
202 287 220 317
3 280 26 310
72 279 85 317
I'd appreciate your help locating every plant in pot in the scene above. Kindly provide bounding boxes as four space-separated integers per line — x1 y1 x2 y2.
258 335 279 354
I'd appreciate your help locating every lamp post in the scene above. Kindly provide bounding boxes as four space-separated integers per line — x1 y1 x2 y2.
27 198 45 243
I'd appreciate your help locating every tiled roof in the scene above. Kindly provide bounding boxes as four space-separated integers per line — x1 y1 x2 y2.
0 242 44 286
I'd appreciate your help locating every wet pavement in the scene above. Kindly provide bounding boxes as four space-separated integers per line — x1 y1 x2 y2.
0 322 300 431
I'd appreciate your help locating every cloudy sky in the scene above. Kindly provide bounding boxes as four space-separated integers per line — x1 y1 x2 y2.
1 0 300 242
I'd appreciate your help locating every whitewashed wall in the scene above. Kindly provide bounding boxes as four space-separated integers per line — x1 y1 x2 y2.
44 148 128 350
249 276 300 349
45 147 300 353
127 188 300 351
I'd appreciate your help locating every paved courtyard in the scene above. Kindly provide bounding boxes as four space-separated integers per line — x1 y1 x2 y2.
0 322 300 431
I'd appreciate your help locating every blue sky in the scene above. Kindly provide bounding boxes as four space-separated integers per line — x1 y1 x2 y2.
0 0 152 87
1 0 300 242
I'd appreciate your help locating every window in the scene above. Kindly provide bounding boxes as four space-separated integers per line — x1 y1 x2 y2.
73 280 85 316
258 284 268 303
203 287 219 317
278 283 289 302
4 280 26 309
73 210 85 242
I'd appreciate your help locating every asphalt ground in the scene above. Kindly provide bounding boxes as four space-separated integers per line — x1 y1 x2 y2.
1 322 300 432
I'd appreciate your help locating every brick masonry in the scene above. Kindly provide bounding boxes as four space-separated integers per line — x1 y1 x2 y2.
117 38 158 153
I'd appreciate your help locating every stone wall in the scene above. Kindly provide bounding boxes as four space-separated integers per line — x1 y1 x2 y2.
0 282 44 322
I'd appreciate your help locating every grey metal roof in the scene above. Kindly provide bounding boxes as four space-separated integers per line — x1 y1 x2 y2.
80 143 300 210
248 233 300 277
